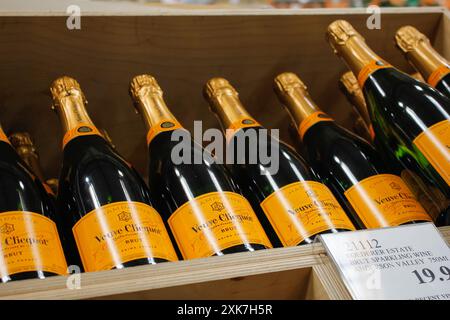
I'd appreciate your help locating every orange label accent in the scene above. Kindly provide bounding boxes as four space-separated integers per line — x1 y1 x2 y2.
168 191 272 259
413 119 450 187
72 201 178 272
260 181 355 247
147 120 183 146
357 60 393 88
225 117 260 143
298 111 334 140
43 183 55 197
0 129 10 145
428 65 450 88
0 211 67 278
369 124 376 142
62 123 102 149
344 174 431 229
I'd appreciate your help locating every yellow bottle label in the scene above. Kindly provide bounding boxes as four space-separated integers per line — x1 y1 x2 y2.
358 59 393 88
72 201 178 272
147 120 184 146
298 111 334 140
428 65 450 88
260 181 355 247
413 119 450 187
226 117 260 143
0 211 67 277
168 191 272 259
62 123 103 149
344 174 432 229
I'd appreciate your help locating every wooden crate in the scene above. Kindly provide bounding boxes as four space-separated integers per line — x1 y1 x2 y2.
0 6 448 299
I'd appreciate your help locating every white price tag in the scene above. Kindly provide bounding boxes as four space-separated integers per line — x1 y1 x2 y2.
319 223 450 300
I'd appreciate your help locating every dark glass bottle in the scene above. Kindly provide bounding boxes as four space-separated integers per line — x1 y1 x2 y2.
338 70 450 226
0 126 67 282
274 72 433 229
51 76 178 272
203 77 355 247
327 20 450 226
129 74 272 260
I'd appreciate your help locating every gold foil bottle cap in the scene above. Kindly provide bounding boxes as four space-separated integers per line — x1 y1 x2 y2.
50 76 87 109
339 71 360 96
204 78 239 100
129 74 163 101
274 72 308 95
326 20 364 52
395 26 428 54
9 132 34 150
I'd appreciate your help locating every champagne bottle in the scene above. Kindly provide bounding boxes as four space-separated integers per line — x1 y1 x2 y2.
9 132 56 197
51 76 178 272
339 71 450 224
0 126 67 282
395 26 450 98
129 74 272 260
274 72 433 229
203 78 355 247
339 71 374 142
327 20 450 225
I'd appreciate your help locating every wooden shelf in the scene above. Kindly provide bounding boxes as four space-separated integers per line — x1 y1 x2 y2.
0 226 447 300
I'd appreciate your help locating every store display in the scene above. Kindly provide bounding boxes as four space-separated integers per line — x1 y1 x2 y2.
129 74 272 260
203 77 355 247
0 7 448 302
51 76 178 272
0 126 67 283
327 21 450 225
395 26 450 98
274 72 433 229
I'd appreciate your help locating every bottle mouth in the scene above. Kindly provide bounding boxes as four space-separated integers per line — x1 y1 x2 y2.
339 71 360 96
395 26 427 54
326 20 364 53
204 78 238 99
274 72 308 96
129 74 163 101
50 76 87 111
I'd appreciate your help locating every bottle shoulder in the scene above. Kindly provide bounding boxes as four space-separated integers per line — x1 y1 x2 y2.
364 68 450 135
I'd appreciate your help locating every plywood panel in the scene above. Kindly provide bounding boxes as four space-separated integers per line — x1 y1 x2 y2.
0 10 443 180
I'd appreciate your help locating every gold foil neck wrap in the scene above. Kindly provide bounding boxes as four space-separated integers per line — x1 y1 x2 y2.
9 132 34 151
204 78 239 100
274 72 321 127
339 71 359 94
338 71 371 126
129 74 178 130
204 77 253 129
274 72 308 95
129 74 163 101
327 20 364 52
395 26 428 54
50 76 86 108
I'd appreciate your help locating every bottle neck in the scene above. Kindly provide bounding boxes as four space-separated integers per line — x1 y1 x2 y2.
405 41 450 87
209 94 259 131
276 83 334 141
15 147 45 182
133 90 183 146
334 36 392 88
54 95 102 149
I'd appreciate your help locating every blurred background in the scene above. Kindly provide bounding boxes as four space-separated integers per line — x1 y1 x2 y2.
108 0 449 9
